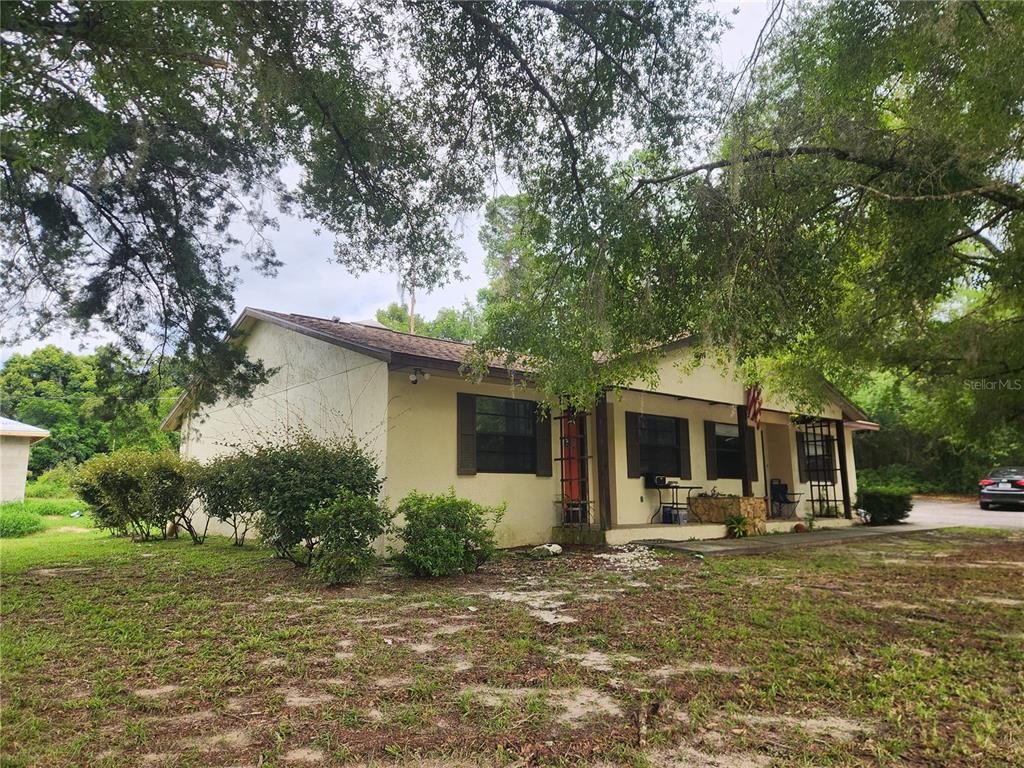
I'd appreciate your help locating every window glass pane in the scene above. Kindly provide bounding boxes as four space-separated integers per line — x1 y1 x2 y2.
803 433 835 482
713 421 743 479
636 414 679 476
474 396 536 473
715 423 739 438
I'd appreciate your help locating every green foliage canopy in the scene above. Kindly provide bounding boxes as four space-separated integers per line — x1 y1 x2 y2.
0 345 179 473
2 0 724 403
473 1 1024 433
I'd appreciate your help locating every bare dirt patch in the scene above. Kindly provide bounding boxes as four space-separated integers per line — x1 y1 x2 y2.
465 685 622 726
486 589 577 624
429 623 472 637
30 566 91 577
134 684 179 699
599 745 770 768
374 675 413 688
869 600 927 611
741 713 870 742
550 648 640 672
277 686 332 708
282 746 326 763
973 596 1023 606
198 728 252 750
257 657 288 670
649 662 744 676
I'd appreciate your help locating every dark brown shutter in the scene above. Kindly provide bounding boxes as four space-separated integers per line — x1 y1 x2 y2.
625 411 641 478
456 393 477 476
795 431 808 483
704 421 718 480
535 406 552 477
676 418 691 479
745 426 758 482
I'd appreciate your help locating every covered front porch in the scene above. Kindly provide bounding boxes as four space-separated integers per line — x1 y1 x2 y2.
552 385 872 545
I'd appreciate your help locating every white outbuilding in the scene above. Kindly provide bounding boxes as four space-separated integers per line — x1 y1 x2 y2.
0 417 50 502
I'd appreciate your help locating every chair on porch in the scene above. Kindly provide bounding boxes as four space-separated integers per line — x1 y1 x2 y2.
769 479 801 519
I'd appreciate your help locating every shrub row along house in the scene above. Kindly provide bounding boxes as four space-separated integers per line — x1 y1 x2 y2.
162 308 878 548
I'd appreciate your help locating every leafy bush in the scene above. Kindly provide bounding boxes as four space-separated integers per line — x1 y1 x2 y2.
249 434 383 566
30 498 85 516
197 454 261 546
0 498 87 517
724 514 750 538
0 508 45 538
396 490 504 577
308 490 393 585
26 462 79 498
73 451 202 541
857 486 913 526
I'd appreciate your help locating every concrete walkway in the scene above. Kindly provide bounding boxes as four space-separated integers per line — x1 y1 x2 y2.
638 498 1023 556
638 522 946 556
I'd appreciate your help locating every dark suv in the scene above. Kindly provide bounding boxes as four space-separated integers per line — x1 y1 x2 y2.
979 467 1024 510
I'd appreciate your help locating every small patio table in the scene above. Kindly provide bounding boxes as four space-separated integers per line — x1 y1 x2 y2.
650 483 703 524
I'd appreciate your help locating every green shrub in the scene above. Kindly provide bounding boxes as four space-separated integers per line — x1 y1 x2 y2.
396 490 504 577
0 498 87 517
857 486 913 526
249 434 383 566
0 508 45 538
25 462 79 498
308 490 393 585
724 514 750 538
73 451 202 541
197 454 261 546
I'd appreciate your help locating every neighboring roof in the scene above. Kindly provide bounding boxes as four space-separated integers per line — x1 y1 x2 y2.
0 416 50 442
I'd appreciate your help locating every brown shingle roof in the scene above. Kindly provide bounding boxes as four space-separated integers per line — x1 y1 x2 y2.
247 308 518 372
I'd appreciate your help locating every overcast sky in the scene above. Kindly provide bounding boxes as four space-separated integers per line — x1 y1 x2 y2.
3 1 774 359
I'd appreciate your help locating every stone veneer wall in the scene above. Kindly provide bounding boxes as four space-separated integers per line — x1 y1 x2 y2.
689 496 768 535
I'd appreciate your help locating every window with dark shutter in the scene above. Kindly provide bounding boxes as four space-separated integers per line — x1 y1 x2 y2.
474 395 538 474
625 412 685 478
457 393 477 475
795 431 808 483
703 422 756 480
704 420 718 480
535 410 552 477
745 426 758 482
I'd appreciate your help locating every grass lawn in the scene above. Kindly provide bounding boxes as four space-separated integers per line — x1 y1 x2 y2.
1 525 1022 768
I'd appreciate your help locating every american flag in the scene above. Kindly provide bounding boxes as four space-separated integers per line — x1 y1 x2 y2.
745 385 763 430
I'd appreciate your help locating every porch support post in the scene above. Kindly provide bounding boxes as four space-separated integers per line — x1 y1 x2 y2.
736 404 753 497
595 393 613 530
835 418 853 519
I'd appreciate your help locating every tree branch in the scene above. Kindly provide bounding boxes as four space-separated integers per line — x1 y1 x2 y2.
630 145 903 194
453 0 587 203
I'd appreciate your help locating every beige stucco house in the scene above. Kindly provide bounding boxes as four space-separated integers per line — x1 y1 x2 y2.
1 417 50 502
162 308 878 548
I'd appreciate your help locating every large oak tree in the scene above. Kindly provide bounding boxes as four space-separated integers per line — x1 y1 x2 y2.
474 1 1023 436
2 0 723 406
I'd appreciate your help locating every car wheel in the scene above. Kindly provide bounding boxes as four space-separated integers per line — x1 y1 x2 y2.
980 502 991 510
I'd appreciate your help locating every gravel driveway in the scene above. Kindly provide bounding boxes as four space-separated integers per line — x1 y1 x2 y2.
909 497 1024 530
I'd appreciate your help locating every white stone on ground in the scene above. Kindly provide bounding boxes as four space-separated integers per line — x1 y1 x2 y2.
594 545 662 572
